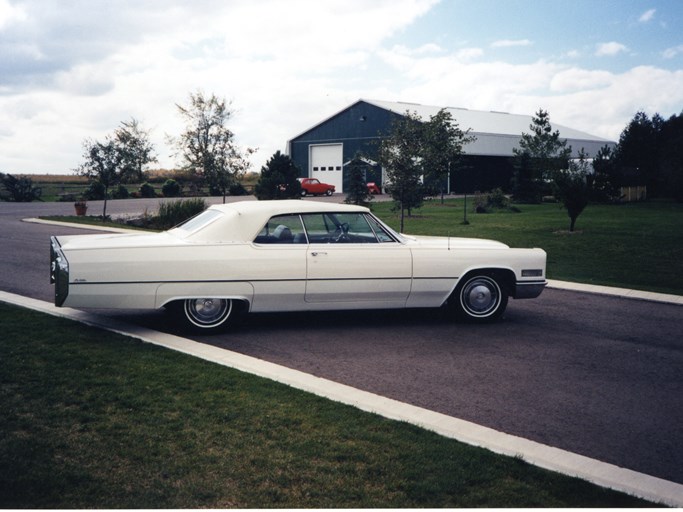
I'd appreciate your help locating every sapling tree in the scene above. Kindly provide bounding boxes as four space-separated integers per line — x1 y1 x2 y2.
552 148 591 232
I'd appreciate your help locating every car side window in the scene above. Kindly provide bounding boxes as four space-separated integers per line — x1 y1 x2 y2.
365 214 397 243
302 213 379 243
254 214 307 244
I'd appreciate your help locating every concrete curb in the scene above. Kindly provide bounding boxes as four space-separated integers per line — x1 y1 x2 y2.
1 289 681 507
548 279 683 306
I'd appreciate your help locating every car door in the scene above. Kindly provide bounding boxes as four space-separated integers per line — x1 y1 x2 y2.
249 214 309 312
303 212 412 306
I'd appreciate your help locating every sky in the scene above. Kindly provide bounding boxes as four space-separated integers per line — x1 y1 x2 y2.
1 0 682 175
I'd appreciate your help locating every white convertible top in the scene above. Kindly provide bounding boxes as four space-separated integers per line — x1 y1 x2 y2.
174 199 371 243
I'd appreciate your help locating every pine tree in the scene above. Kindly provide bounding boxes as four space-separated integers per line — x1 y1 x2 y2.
254 151 302 200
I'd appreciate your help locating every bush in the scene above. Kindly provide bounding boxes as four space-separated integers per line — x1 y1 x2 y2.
0 173 42 202
255 151 302 200
84 181 106 200
162 179 182 197
111 184 130 199
229 182 248 196
139 182 156 198
474 188 519 213
156 198 207 229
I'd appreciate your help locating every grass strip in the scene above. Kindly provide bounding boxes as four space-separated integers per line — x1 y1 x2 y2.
0 302 655 508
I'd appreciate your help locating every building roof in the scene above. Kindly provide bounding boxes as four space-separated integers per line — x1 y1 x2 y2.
289 99 615 159
362 99 615 158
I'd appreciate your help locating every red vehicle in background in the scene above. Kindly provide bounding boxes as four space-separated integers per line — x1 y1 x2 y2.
298 178 335 196
366 182 381 195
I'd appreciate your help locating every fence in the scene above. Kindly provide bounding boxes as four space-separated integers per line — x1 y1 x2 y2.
620 186 647 202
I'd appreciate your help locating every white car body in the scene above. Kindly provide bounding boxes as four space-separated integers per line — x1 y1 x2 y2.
51 200 546 331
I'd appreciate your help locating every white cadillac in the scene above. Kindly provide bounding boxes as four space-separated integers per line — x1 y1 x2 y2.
50 200 547 333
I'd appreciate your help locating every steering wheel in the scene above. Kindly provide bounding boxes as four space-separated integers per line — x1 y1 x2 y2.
334 222 350 242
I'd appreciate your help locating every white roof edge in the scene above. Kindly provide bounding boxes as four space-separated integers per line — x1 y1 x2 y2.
288 98 615 147
363 99 614 143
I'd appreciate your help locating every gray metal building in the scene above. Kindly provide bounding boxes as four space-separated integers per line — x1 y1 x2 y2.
287 99 616 193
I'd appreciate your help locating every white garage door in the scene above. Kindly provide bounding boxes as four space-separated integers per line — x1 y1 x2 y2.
310 144 343 192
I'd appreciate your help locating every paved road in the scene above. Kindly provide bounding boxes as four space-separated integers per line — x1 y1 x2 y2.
1 198 682 485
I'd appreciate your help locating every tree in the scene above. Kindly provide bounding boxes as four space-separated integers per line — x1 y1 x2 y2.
613 111 662 196
591 145 621 202
344 153 373 206
422 109 475 203
76 138 122 219
0 173 42 202
552 148 591 232
659 112 683 201
377 111 425 232
254 151 302 200
170 91 254 203
114 118 157 183
512 109 572 203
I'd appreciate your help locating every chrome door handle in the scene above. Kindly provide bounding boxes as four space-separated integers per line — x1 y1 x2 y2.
311 251 327 256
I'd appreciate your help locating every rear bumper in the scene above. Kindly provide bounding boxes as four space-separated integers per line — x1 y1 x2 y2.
50 236 69 307
514 280 547 299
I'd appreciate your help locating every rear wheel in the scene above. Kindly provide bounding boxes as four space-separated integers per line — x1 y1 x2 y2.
452 274 508 322
300 189 307 197
177 298 237 333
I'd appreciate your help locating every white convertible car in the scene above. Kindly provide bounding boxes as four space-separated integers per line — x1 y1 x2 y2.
50 200 546 332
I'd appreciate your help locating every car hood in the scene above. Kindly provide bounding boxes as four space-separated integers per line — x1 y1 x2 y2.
403 234 510 250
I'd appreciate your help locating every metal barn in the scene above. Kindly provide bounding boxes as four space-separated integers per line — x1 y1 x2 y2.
286 99 615 193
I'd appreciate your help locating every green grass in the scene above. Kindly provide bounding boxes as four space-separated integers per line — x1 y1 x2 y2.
371 199 683 296
0 303 655 508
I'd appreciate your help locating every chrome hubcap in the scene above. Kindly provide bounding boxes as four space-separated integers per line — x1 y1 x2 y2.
184 298 232 328
461 277 500 316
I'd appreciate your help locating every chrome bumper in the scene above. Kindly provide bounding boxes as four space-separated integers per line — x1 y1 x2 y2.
50 236 69 307
514 280 547 299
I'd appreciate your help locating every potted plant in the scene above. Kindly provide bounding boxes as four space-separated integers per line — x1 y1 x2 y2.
74 199 88 216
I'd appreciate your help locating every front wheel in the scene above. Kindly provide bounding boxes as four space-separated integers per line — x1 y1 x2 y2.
325 189 333 196
176 298 238 333
452 274 508 322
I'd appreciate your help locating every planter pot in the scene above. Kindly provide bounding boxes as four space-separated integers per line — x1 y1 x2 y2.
74 204 88 216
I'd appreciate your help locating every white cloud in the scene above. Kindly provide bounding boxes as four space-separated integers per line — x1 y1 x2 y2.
0 0 440 173
663 45 683 59
550 68 614 93
0 0 26 29
491 39 532 48
1 0 683 176
595 42 629 57
638 8 656 23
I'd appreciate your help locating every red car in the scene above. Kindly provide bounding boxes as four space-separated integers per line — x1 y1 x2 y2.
298 178 335 196
367 182 381 195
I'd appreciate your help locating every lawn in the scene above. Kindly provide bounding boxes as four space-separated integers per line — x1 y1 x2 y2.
0 303 654 508
371 199 683 296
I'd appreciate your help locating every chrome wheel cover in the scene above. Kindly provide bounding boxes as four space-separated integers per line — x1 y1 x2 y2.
183 298 232 329
460 276 501 317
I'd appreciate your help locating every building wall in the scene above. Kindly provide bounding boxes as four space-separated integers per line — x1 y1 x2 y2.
289 101 401 192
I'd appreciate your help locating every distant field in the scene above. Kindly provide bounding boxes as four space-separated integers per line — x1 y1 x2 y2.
26 172 259 201
24 174 88 183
